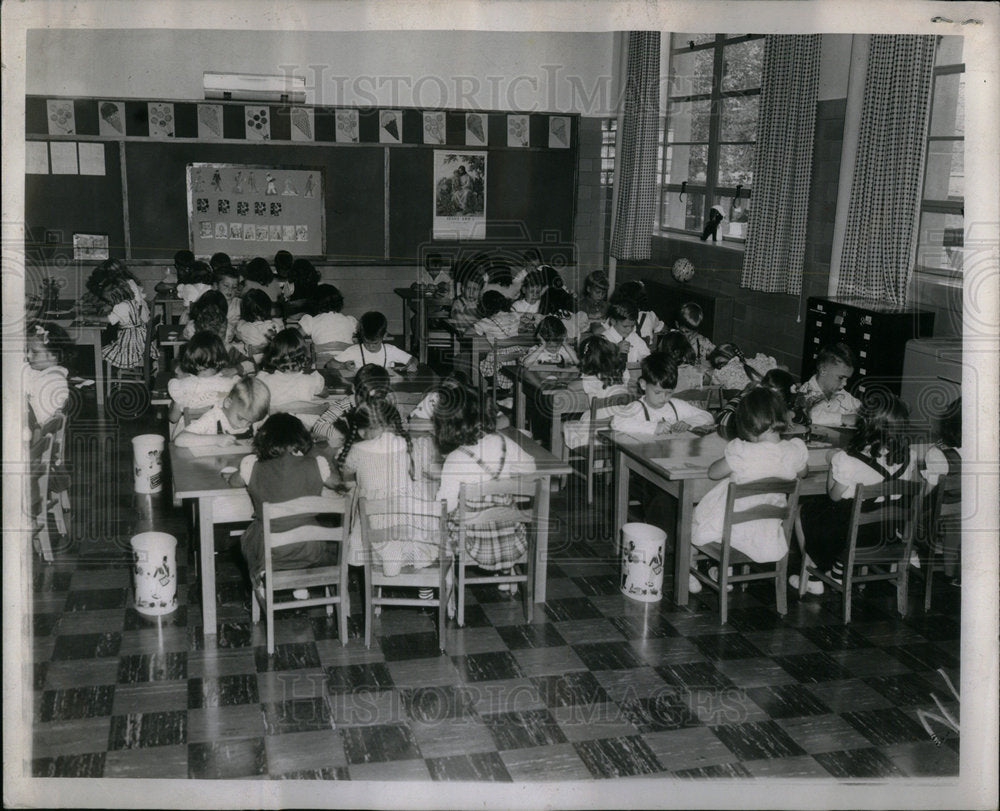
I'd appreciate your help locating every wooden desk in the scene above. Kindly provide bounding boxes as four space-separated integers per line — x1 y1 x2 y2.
500 365 585 459
393 287 452 365
173 423 569 635
153 294 186 324
606 427 848 608
54 318 106 407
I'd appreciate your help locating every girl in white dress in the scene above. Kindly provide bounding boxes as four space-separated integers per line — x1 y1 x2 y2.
256 328 325 425
691 388 808 590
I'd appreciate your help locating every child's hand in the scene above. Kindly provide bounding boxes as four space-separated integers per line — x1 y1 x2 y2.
618 339 630 355
671 421 692 433
654 420 672 436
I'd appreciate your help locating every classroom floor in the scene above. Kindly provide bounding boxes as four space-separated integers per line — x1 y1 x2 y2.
25 396 961 782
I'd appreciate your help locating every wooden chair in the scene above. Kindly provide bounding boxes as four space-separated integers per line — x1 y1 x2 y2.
357 496 453 653
455 474 544 627
797 480 922 624
691 478 801 625
923 467 962 611
573 392 634 505
28 431 55 562
35 412 70 540
488 335 536 415
251 495 350 655
105 312 160 401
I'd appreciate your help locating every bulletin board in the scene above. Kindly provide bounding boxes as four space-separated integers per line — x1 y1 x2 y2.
186 163 325 258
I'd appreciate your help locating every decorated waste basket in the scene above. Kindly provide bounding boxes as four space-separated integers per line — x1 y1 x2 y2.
620 523 666 603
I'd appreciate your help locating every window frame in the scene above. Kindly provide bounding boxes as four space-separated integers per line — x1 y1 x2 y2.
656 33 764 244
914 39 965 282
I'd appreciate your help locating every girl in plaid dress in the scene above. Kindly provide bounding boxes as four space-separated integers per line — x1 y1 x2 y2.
434 388 536 577
88 259 152 372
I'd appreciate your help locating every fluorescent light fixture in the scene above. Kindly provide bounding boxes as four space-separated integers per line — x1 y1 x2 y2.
203 72 306 103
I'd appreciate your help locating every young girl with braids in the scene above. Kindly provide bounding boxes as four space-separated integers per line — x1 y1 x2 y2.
311 364 392 450
334 397 441 576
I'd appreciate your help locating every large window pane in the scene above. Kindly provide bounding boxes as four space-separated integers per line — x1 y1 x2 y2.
923 140 964 201
661 188 706 232
666 99 711 142
717 144 754 187
916 212 964 272
721 95 758 141
930 73 964 137
721 39 764 92
664 143 708 184
935 35 964 66
669 47 715 97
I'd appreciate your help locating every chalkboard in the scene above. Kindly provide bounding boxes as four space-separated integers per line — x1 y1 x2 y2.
125 142 384 262
24 98 578 265
24 140 125 261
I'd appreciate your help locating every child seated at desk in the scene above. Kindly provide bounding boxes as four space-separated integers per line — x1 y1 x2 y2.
610 352 714 435
235 288 284 360
412 251 454 299
474 291 531 394
689 388 809 593
240 256 281 302
539 287 586 344
330 311 417 371
214 265 242 335
562 335 629 450
599 301 651 365
511 269 545 315
521 316 579 367
296 284 357 346
184 290 232 341
798 342 862 427
168 331 240 438
716 368 798 441
232 413 342 593
312 364 392 449
23 321 73 433
578 270 610 331
610 281 664 343
707 343 777 390
675 302 716 367
176 261 214 323
173 376 270 447
450 265 489 333
256 329 325 422
656 330 704 392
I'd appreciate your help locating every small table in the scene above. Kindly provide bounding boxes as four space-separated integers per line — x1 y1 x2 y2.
173 423 570 636
153 294 186 324
53 317 106 408
393 287 452 365
501 365 585 459
606 427 850 607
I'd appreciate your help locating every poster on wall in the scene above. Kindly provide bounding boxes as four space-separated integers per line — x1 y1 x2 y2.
187 163 325 258
432 150 486 240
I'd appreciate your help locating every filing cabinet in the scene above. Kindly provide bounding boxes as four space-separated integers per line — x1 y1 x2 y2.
800 297 935 396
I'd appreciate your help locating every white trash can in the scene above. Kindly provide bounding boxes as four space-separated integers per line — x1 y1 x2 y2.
132 434 165 494
620 523 667 603
131 532 178 616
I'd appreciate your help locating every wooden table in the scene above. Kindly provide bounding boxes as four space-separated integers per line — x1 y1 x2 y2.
153 294 186 324
500 365 585 459
53 318 106 407
606 426 851 607
393 287 452 365
320 362 439 414
173 423 570 635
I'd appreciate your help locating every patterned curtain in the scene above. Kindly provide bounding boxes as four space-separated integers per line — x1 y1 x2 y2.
740 35 822 294
837 35 936 303
610 32 660 261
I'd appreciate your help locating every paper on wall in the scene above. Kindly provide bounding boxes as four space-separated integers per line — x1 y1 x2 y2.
78 142 106 176
49 141 78 174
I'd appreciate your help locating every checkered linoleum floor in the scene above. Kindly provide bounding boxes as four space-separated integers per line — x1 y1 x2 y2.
24 415 962 782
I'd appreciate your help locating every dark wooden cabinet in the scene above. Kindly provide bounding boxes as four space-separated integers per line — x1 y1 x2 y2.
801 297 935 396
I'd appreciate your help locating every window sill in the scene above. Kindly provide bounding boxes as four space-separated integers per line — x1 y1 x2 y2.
913 267 963 290
653 231 746 253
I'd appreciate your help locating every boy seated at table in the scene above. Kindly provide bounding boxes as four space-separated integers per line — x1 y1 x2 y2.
799 342 862 427
173 377 270 447
328 311 418 373
521 316 579 367
610 352 714 435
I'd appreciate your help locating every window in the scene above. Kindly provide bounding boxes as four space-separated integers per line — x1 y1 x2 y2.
600 118 617 187
657 34 764 242
915 36 964 277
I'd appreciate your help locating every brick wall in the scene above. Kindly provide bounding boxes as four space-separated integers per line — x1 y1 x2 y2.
617 98 847 373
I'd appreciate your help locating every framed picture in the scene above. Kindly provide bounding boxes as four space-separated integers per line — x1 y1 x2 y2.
72 233 110 261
